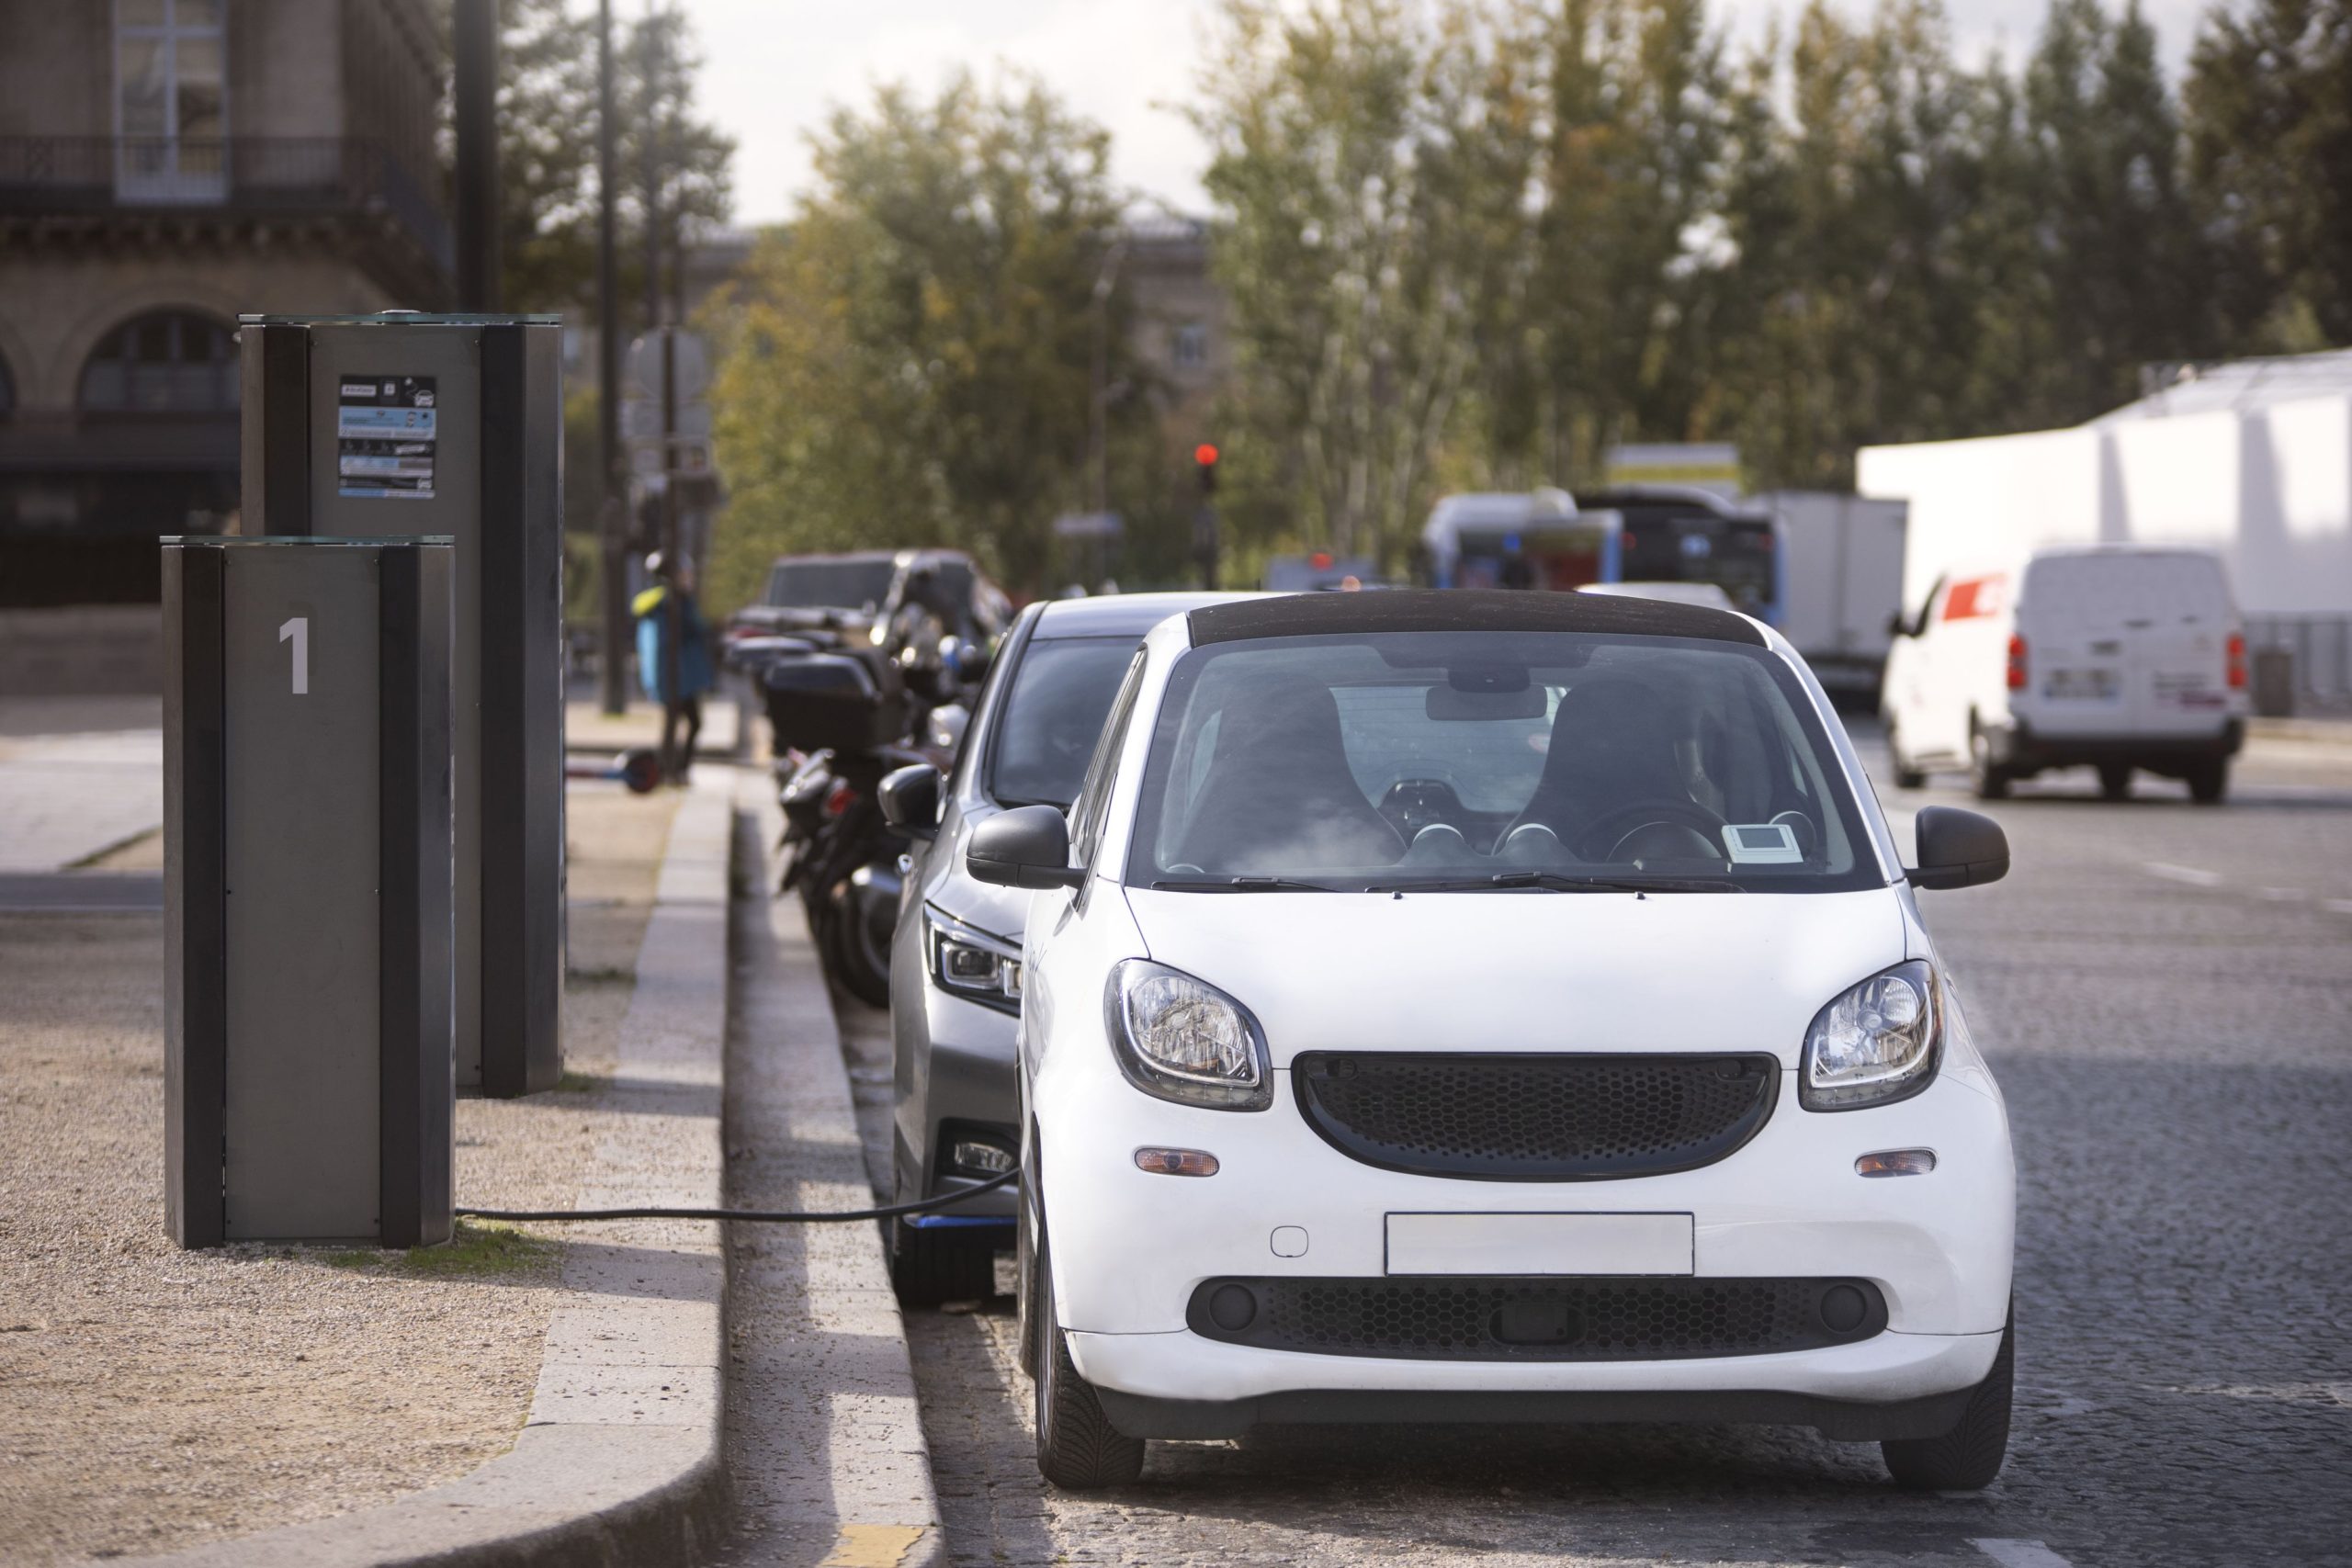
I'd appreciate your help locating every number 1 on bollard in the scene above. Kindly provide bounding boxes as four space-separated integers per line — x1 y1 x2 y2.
278 615 310 695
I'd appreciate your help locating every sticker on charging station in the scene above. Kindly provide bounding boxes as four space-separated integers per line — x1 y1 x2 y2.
336 376 437 500
1722 822 1803 864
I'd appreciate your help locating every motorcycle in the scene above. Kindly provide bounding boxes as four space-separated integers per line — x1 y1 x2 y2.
763 632 984 1005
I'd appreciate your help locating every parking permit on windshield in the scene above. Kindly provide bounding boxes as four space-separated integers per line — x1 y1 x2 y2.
1723 823 1802 863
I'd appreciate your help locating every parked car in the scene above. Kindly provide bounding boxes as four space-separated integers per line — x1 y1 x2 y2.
967 589 2018 1491
1883 545 2247 801
876 592 1253 1303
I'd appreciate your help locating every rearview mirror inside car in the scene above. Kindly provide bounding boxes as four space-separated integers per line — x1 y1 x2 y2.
967 803 1084 890
1906 806 2008 891
1427 683 1546 720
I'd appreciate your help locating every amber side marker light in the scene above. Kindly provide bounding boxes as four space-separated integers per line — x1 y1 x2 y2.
1856 1149 1938 1178
1135 1147 1220 1177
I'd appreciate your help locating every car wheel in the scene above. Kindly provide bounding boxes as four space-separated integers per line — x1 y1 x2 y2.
2098 762 2132 801
1033 1228 1145 1490
1015 1190 1041 1380
1882 1307 2013 1491
1969 728 2010 801
1887 722 1928 790
2186 759 2228 805
888 1217 997 1308
825 882 894 1008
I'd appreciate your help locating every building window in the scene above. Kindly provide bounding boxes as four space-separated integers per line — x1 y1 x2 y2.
79 311 239 413
116 0 228 203
1172 321 1209 370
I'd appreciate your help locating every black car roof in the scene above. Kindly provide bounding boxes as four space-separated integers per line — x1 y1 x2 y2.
1186 588 1766 647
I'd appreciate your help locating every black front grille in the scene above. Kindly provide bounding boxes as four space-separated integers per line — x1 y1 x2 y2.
1293 1052 1779 1180
1188 1277 1885 1361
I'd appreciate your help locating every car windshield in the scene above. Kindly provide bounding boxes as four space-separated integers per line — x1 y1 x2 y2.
989 636 1142 810
1126 630 1881 892
765 558 896 611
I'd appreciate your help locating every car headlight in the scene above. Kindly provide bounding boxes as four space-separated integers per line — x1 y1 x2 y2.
927 910 1022 1016
1801 960 1940 1111
1103 959 1272 1111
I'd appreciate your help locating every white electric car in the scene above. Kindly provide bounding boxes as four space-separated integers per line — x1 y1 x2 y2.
967 590 2018 1491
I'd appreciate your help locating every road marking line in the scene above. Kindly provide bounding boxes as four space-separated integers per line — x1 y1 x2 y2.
2143 861 2222 887
822 1523 930 1566
2326 899 2352 916
1973 1540 2075 1568
2255 886 2308 901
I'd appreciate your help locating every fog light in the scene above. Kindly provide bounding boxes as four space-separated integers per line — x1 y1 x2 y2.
1134 1146 1219 1177
1855 1148 1937 1178
1820 1283 1870 1333
1208 1283 1256 1330
947 1140 1015 1176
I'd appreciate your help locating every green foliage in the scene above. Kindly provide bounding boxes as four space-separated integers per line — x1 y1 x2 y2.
707 76 1139 606
2184 0 2352 348
480 0 737 315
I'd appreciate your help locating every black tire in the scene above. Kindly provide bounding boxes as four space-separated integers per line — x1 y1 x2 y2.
1970 728 2010 801
1015 1191 1041 1380
1883 1309 2014 1491
2187 759 2228 805
825 883 893 1008
1033 1230 1146 1489
1887 723 1928 790
2098 761 2132 801
888 1217 997 1308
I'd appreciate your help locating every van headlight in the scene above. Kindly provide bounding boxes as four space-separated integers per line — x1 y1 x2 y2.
1104 959 1272 1111
927 911 1021 1016
1801 961 1940 1111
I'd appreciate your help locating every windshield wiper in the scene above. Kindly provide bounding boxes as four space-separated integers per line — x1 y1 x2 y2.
1367 871 1741 894
1150 875 1339 893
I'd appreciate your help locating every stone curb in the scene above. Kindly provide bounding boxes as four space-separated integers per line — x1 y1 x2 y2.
729 775 949 1568
122 772 736 1568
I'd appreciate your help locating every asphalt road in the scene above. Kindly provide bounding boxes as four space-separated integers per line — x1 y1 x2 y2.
833 728 2352 1568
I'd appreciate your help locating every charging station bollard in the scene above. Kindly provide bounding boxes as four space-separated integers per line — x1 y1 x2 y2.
164 537 455 1249
238 312 565 1098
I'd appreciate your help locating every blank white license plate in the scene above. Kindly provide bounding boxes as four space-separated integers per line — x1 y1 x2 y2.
2043 668 2119 700
1385 1213 1694 1277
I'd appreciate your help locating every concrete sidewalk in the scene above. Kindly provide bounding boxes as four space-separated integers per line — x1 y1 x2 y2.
121 775 734 1568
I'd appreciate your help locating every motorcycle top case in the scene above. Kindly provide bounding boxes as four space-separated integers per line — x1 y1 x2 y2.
762 651 910 754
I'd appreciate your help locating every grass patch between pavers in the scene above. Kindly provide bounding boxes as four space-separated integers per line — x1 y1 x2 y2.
317 1221 559 1277
565 963 633 986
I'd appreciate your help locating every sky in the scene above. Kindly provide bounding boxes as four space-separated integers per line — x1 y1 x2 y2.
679 0 2219 231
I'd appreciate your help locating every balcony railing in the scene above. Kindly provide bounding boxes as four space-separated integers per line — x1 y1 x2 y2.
0 136 451 276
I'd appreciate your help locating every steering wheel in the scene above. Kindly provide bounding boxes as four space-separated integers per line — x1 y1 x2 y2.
1572 799 1726 863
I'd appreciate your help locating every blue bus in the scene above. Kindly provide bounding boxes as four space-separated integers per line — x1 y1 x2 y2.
1421 485 1784 626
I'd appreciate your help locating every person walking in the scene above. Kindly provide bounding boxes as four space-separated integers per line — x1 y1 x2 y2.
633 551 716 784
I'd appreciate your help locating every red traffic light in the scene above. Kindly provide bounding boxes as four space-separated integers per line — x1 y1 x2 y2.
1194 444 1220 468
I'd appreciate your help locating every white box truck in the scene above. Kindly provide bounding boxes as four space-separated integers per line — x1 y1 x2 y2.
1756 491 1908 702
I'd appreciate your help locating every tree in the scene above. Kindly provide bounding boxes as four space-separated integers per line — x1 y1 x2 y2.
2185 0 2352 349
707 75 1136 607
1193 0 1482 570
465 0 736 315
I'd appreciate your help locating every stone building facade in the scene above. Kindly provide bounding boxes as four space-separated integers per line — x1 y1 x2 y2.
0 0 448 614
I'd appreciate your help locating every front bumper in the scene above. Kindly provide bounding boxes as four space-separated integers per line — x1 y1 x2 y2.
1073 1325 2003 1440
1037 1067 2014 1409
902 985 1021 1222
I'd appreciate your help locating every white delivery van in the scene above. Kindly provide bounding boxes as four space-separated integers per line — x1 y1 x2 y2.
1883 546 2247 802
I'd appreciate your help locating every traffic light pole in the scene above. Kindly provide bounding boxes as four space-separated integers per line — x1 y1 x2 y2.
595 0 628 716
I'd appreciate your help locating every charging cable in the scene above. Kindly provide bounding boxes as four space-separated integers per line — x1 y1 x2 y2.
455 1163 1018 1224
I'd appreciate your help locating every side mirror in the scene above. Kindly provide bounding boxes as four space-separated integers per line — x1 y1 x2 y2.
967 804 1083 890
878 762 944 840
1906 806 2008 890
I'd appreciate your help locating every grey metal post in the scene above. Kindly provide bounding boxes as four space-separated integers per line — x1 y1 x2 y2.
164 537 454 1248
597 0 628 716
453 0 502 311
240 313 566 1100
